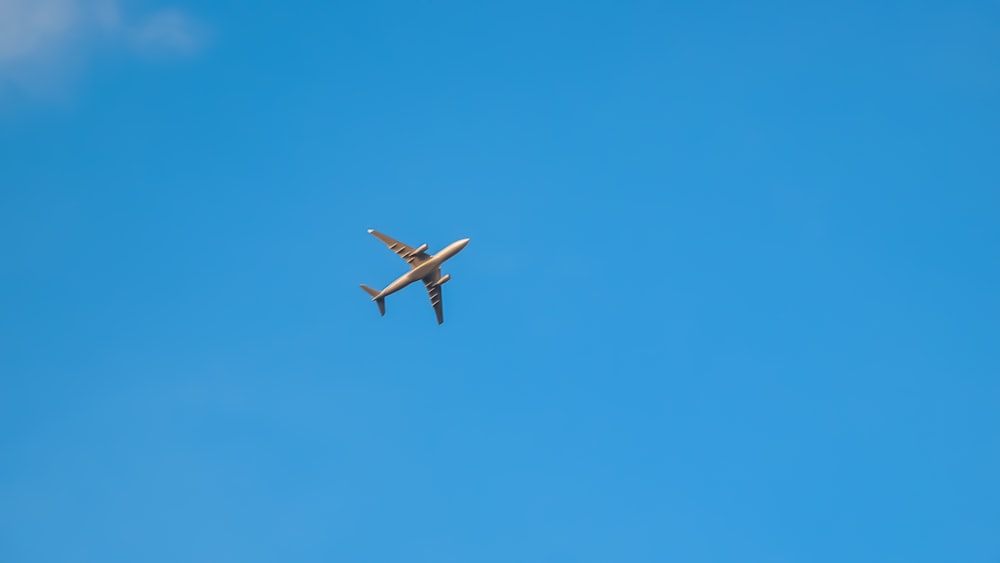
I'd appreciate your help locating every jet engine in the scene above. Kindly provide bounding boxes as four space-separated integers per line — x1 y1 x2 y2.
408 243 428 257
433 274 451 287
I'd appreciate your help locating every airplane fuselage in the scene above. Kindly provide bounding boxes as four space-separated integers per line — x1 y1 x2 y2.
375 238 470 299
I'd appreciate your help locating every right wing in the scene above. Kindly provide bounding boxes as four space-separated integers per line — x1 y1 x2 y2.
368 229 431 269
424 278 444 324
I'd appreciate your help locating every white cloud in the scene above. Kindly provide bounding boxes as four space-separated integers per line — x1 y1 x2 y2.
92 0 121 30
132 9 203 54
0 0 80 62
0 0 205 99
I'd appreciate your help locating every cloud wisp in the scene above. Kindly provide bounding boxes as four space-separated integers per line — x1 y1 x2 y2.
0 0 206 99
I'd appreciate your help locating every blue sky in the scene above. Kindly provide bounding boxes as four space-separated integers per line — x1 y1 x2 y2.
1 1 998 561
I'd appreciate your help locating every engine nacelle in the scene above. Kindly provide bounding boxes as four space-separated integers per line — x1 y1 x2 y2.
433 274 451 287
408 243 429 257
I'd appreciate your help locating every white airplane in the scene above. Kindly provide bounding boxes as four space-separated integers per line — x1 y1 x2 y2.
360 229 470 324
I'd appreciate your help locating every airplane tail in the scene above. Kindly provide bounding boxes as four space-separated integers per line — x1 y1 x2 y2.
359 285 386 316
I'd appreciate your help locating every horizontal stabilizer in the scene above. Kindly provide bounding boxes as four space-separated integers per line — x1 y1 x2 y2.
360 284 386 316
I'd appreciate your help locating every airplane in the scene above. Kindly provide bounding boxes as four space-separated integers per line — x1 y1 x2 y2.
360 229 470 324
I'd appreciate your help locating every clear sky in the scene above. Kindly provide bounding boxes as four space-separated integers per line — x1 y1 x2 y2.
1 1 998 561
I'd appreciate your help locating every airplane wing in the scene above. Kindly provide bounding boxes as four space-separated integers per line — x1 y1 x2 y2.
423 274 445 325
368 229 432 269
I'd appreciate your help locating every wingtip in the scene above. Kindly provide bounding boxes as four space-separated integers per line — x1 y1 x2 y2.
367 229 374 233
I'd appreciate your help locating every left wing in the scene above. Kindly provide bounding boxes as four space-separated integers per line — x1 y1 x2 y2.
368 229 432 269
423 272 445 325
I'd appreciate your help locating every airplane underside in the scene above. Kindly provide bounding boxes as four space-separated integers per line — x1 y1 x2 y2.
360 230 468 325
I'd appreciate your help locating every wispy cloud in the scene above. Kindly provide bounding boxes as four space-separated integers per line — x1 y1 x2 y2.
132 9 203 54
0 0 205 99
0 0 79 63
